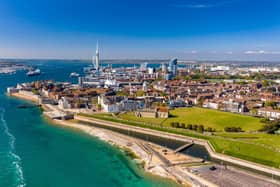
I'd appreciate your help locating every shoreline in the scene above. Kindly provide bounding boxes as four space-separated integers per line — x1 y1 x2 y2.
9 92 280 186
9 93 215 186
46 117 203 186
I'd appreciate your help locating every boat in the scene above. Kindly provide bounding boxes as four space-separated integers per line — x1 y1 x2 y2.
69 72 80 77
27 68 41 76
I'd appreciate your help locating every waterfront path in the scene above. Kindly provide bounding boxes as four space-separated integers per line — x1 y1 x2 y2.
75 115 280 179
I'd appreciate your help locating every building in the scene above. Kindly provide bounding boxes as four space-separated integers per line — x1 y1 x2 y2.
140 62 148 72
118 99 139 111
39 97 56 105
95 41 100 70
169 99 186 108
142 81 148 92
135 107 169 119
7 87 19 95
58 97 72 109
258 107 280 119
203 101 219 110
168 58 178 76
161 63 167 73
221 99 247 113
98 95 139 113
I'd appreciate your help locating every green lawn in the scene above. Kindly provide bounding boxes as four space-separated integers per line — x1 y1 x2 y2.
119 112 166 125
215 132 280 152
209 137 280 167
164 107 263 132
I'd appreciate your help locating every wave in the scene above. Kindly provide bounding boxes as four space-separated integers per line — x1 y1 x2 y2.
0 108 26 187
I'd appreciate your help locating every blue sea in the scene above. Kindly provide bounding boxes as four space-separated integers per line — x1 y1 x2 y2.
0 60 178 187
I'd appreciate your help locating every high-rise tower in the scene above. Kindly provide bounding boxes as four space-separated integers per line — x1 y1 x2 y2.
168 58 178 76
95 41 100 70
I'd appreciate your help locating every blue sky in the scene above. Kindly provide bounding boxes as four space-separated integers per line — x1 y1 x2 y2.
0 0 280 60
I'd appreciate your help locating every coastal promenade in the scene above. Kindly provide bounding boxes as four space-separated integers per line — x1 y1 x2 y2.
74 115 280 179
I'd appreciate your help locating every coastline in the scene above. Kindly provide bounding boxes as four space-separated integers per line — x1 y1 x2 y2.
10 92 217 186
48 118 184 185
9 92 280 186
46 115 219 186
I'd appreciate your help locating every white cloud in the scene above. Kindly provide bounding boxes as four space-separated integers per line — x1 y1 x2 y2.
191 50 197 54
184 50 198 54
244 50 280 55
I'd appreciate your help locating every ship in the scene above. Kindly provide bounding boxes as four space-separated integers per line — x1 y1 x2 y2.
69 72 80 77
26 68 41 76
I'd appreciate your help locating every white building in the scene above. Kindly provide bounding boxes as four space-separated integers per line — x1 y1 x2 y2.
98 95 119 113
7 87 19 95
258 108 280 119
203 102 219 110
210 66 230 71
98 95 139 113
95 41 100 70
58 97 71 109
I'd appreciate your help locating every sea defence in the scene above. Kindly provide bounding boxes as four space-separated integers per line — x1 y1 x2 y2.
74 115 280 179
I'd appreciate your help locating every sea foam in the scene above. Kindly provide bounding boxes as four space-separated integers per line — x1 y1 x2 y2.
0 108 25 187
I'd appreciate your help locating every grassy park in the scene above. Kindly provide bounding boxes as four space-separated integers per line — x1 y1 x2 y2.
119 107 263 131
78 108 280 168
165 108 263 131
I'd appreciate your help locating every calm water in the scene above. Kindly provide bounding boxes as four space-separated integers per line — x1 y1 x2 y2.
0 60 178 187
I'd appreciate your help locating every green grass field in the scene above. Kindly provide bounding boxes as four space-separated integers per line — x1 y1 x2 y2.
164 108 263 131
209 136 280 167
119 112 166 125
78 108 280 168
119 108 263 132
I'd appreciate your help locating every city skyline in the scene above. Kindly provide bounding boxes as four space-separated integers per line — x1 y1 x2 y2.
0 0 280 61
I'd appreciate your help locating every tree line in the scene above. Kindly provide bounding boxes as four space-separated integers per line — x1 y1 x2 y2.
170 122 216 133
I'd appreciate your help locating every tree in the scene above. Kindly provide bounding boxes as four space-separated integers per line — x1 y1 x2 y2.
259 119 280 134
197 125 204 133
187 124 193 130
265 101 277 109
116 91 128 96
207 127 213 132
224 126 243 132
181 123 186 129
250 109 258 115
261 80 270 87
